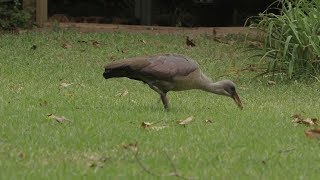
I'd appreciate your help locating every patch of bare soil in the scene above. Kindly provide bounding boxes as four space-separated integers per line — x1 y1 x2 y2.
43 22 262 39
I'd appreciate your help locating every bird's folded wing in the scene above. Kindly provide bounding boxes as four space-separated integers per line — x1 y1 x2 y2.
140 54 198 80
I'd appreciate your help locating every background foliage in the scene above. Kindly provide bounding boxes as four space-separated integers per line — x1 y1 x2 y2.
252 0 320 80
0 0 33 30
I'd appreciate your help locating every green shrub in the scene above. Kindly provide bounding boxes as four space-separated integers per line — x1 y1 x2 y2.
252 0 320 80
0 0 32 30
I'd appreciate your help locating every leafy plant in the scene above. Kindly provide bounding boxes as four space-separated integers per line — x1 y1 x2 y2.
0 0 33 30
251 0 320 80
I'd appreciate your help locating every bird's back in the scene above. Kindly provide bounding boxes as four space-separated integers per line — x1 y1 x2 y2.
141 54 199 80
103 53 201 91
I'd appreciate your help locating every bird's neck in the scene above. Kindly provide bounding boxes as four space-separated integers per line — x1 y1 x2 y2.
198 74 224 95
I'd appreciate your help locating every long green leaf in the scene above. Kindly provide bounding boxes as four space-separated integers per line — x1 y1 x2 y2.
251 0 320 80
283 35 292 58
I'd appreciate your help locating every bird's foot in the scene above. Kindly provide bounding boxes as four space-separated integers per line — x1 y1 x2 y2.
163 106 169 112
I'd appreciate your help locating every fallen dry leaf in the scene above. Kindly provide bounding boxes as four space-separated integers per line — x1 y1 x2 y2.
267 80 276 85
186 36 196 47
177 116 193 126
77 40 88 43
116 90 129 97
291 114 318 126
91 40 101 47
303 118 318 126
141 122 153 128
292 113 302 119
121 49 128 53
87 154 108 168
150 125 168 131
14 28 27 34
305 129 320 139
140 39 147 44
204 119 214 123
31 45 37 50
141 121 168 131
122 143 138 153
39 100 48 107
247 41 263 48
17 151 25 159
47 114 71 123
108 55 116 61
60 82 72 88
64 93 74 97
62 43 72 49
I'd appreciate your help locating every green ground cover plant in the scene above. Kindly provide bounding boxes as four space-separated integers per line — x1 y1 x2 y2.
252 0 320 80
0 30 320 179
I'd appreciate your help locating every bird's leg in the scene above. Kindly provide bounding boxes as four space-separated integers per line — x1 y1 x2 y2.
160 93 169 111
146 83 169 111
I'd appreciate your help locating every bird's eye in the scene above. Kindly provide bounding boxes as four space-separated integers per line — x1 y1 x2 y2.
230 86 235 92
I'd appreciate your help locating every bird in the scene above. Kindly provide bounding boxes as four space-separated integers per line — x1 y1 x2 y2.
103 53 243 111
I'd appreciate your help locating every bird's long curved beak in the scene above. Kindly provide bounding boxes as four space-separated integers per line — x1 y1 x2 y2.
232 93 243 109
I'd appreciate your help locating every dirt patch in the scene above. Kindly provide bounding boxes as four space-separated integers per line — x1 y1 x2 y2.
43 22 262 39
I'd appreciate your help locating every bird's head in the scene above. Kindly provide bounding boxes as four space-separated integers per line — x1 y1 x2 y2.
213 80 243 109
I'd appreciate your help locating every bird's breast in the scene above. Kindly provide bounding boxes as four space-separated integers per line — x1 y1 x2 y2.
167 70 203 91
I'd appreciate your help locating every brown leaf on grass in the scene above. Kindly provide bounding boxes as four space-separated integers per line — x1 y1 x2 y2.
30 45 37 50
186 36 196 47
122 143 138 153
121 49 128 53
291 114 318 126
303 118 318 126
267 80 276 85
141 122 153 128
116 48 129 53
150 125 168 131
304 129 320 139
14 29 27 34
204 119 214 123
115 90 129 97
91 40 101 47
77 40 88 44
62 43 72 49
60 82 73 88
247 41 263 48
292 113 302 119
141 122 168 131
108 55 116 61
17 151 25 159
177 116 193 126
39 100 48 107
87 154 108 168
141 122 168 130
47 114 71 123
140 39 147 44
64 93 74 97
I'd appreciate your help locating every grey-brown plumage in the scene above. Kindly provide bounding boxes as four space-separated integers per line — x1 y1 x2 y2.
103 53 243 111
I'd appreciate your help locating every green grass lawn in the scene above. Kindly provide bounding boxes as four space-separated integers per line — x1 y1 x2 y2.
0 30 320 179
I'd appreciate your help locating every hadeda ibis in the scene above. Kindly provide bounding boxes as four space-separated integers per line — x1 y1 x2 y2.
103 53 243 111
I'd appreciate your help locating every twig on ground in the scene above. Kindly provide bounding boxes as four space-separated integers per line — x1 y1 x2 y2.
131 149 197 179
163 150 196 180
133 151 161 177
